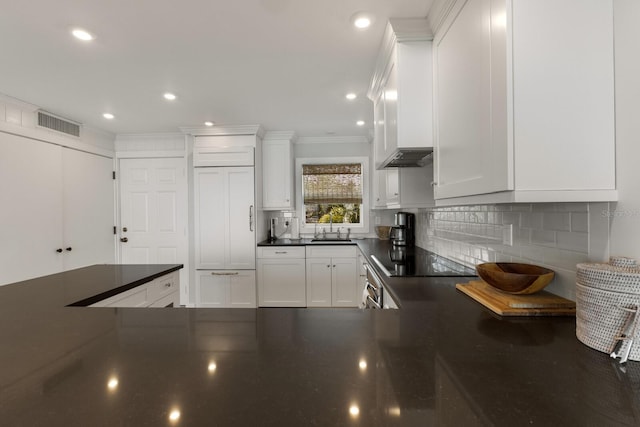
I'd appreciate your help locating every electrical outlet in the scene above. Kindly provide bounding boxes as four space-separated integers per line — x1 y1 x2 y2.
502 224 513 246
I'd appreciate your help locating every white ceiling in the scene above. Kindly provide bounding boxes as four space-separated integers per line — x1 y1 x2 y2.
0 0 433 137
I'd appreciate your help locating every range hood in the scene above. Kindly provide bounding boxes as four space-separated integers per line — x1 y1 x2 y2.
379 149 433 168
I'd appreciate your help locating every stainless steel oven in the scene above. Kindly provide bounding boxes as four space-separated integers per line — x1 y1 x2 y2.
364 263 385 309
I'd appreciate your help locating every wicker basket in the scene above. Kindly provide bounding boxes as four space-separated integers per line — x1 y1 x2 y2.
576 256 640 360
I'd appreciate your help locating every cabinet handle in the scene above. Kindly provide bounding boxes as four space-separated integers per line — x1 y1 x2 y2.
56 248 63 253
211 272 240 276
120 237 128 243
275 251 288 254
327 265 331 268
164 283 171 288
65 247 73 252
249 205 254 232
333 265 336 268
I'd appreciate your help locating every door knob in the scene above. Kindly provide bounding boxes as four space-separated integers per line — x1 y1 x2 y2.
120 237 128 243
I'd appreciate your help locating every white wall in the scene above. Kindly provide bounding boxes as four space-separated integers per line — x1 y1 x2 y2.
609 0 640 259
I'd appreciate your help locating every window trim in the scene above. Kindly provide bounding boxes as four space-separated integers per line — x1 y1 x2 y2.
295 156 370 235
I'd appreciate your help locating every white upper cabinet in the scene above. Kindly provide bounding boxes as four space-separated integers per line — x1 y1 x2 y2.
262 131 295 210
432 0 616 204
368 19 434 169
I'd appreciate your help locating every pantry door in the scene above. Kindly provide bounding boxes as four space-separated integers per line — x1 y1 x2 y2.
118 158 188 297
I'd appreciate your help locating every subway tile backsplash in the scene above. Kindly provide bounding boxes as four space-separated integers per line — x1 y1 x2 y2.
415 203 605 300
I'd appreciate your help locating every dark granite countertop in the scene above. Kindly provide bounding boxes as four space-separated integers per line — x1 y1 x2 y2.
0 259 637 426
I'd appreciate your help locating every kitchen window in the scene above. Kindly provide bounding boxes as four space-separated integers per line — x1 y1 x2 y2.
296 157 370 233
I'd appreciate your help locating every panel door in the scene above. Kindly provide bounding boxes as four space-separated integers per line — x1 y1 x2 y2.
119 158 187 263
62 149 115 270
194 168 227 269
385 168 399 206
305 258 332 307
226 167 256 269
331 258 358 307
258 258 306 307
0 134 63 285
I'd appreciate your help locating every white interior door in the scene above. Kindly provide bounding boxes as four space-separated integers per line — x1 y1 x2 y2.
119 158 188 296
0 133 63 285
62 149 115 270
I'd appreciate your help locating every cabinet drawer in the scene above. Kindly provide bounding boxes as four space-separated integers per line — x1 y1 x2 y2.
257 246 305 259
149 291 179 308
147 271 179 302
306 245 356 259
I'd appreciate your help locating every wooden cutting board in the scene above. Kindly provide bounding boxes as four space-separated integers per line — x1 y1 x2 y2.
456 280 576 316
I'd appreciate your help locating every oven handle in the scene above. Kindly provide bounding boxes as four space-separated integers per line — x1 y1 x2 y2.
364 263 384 289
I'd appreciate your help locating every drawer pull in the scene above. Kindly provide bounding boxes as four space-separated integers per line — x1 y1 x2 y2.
275 251 288 254
164 283 171 288
211 272 240 276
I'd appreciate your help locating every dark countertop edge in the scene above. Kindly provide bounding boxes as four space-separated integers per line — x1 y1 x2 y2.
257 238 360 246
67 264 183 307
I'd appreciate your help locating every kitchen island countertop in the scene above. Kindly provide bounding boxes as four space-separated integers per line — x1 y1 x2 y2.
0 256 636 425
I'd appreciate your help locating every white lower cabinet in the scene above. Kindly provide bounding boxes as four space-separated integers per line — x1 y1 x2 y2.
257 247 306 307
196 270 256 308
305 246 358 308
91 271 180 308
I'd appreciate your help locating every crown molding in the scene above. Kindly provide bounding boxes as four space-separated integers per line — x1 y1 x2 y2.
295 135 370 145
179 124 265 138
367 18 432 101
116 132 184 143
262 130 297 142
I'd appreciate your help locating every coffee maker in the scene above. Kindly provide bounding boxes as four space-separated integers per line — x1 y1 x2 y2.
390 212 415 246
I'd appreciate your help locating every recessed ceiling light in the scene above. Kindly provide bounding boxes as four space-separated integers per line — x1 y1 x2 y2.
204 121 214 127
72 29 94 41
346 93 357 100
163 93 177 101
350 12 374 30
356 120 365 126
103 113 114 120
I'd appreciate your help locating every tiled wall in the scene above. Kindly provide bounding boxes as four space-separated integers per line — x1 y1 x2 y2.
415 203 612 300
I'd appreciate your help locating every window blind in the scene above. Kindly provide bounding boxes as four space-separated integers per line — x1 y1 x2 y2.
302 163 362 204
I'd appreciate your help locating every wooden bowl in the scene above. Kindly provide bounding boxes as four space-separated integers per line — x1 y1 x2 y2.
475 263 555 295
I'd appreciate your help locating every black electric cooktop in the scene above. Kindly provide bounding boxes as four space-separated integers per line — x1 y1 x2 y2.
371 247 477 277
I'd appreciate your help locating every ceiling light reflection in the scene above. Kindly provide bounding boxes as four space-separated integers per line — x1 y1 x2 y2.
349 405 360 417
163 93 177 101
107 377 119 391
208 362 217 373
346 93 357 100
358 359 367 371
169 409 181 422
356 120 365 126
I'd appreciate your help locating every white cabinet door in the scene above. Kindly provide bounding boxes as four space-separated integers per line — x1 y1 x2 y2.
385 169 399 206
196 271 228 308
331 258 358 307
63 149 115 270
257 258 306 307
305 258 332 307
434 0 509 199
382 61 398 162
194 168 226 269
196 270 255 308
0 134 63 285
262 139 293 210
195 167 255 270
226 168 256 269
